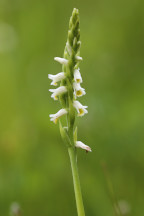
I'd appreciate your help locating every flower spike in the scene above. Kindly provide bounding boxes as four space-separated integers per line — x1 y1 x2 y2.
48 9 91 216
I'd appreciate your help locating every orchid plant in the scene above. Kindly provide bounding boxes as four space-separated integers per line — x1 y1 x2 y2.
48 8 91 216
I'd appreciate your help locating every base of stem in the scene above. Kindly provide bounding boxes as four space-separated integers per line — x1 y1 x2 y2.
68 147 85 216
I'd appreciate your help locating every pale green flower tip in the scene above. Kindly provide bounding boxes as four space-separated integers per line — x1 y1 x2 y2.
72 8 79 17
73 8 79 16
71 8 79 25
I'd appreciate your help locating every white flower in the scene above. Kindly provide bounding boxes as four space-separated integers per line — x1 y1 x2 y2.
76 56 83 61
75 141 92 152
48 72 65 86
49 86 67 100
73 82 86 97
54 57 68 65
50 109 68 124
74 68 82 83
73 100 88 116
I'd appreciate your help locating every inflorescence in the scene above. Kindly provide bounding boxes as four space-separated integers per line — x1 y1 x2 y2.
48 8 91 152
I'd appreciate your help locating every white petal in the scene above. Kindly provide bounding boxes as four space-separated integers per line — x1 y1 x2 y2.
49 89 55 92
48 74 54 79
76 56 83 61
75 141 92 152
54 57 68 65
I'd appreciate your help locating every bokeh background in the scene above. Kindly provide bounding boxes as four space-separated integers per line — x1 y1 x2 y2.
0 0 144 215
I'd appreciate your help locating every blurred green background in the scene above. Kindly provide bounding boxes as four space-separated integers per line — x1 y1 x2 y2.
0 0 144 215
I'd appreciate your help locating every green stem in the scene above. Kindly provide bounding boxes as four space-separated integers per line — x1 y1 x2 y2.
68 147 85 216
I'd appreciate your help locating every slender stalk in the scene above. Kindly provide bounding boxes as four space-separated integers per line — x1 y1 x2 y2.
68 147 85 216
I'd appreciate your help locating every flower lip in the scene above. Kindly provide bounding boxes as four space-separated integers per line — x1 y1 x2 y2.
76 90 82 96
75 141 92 152
50 109 68 124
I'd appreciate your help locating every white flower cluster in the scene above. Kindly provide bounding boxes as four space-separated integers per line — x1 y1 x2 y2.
49 57 88 121
73 68 87 117
48 55 91 152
